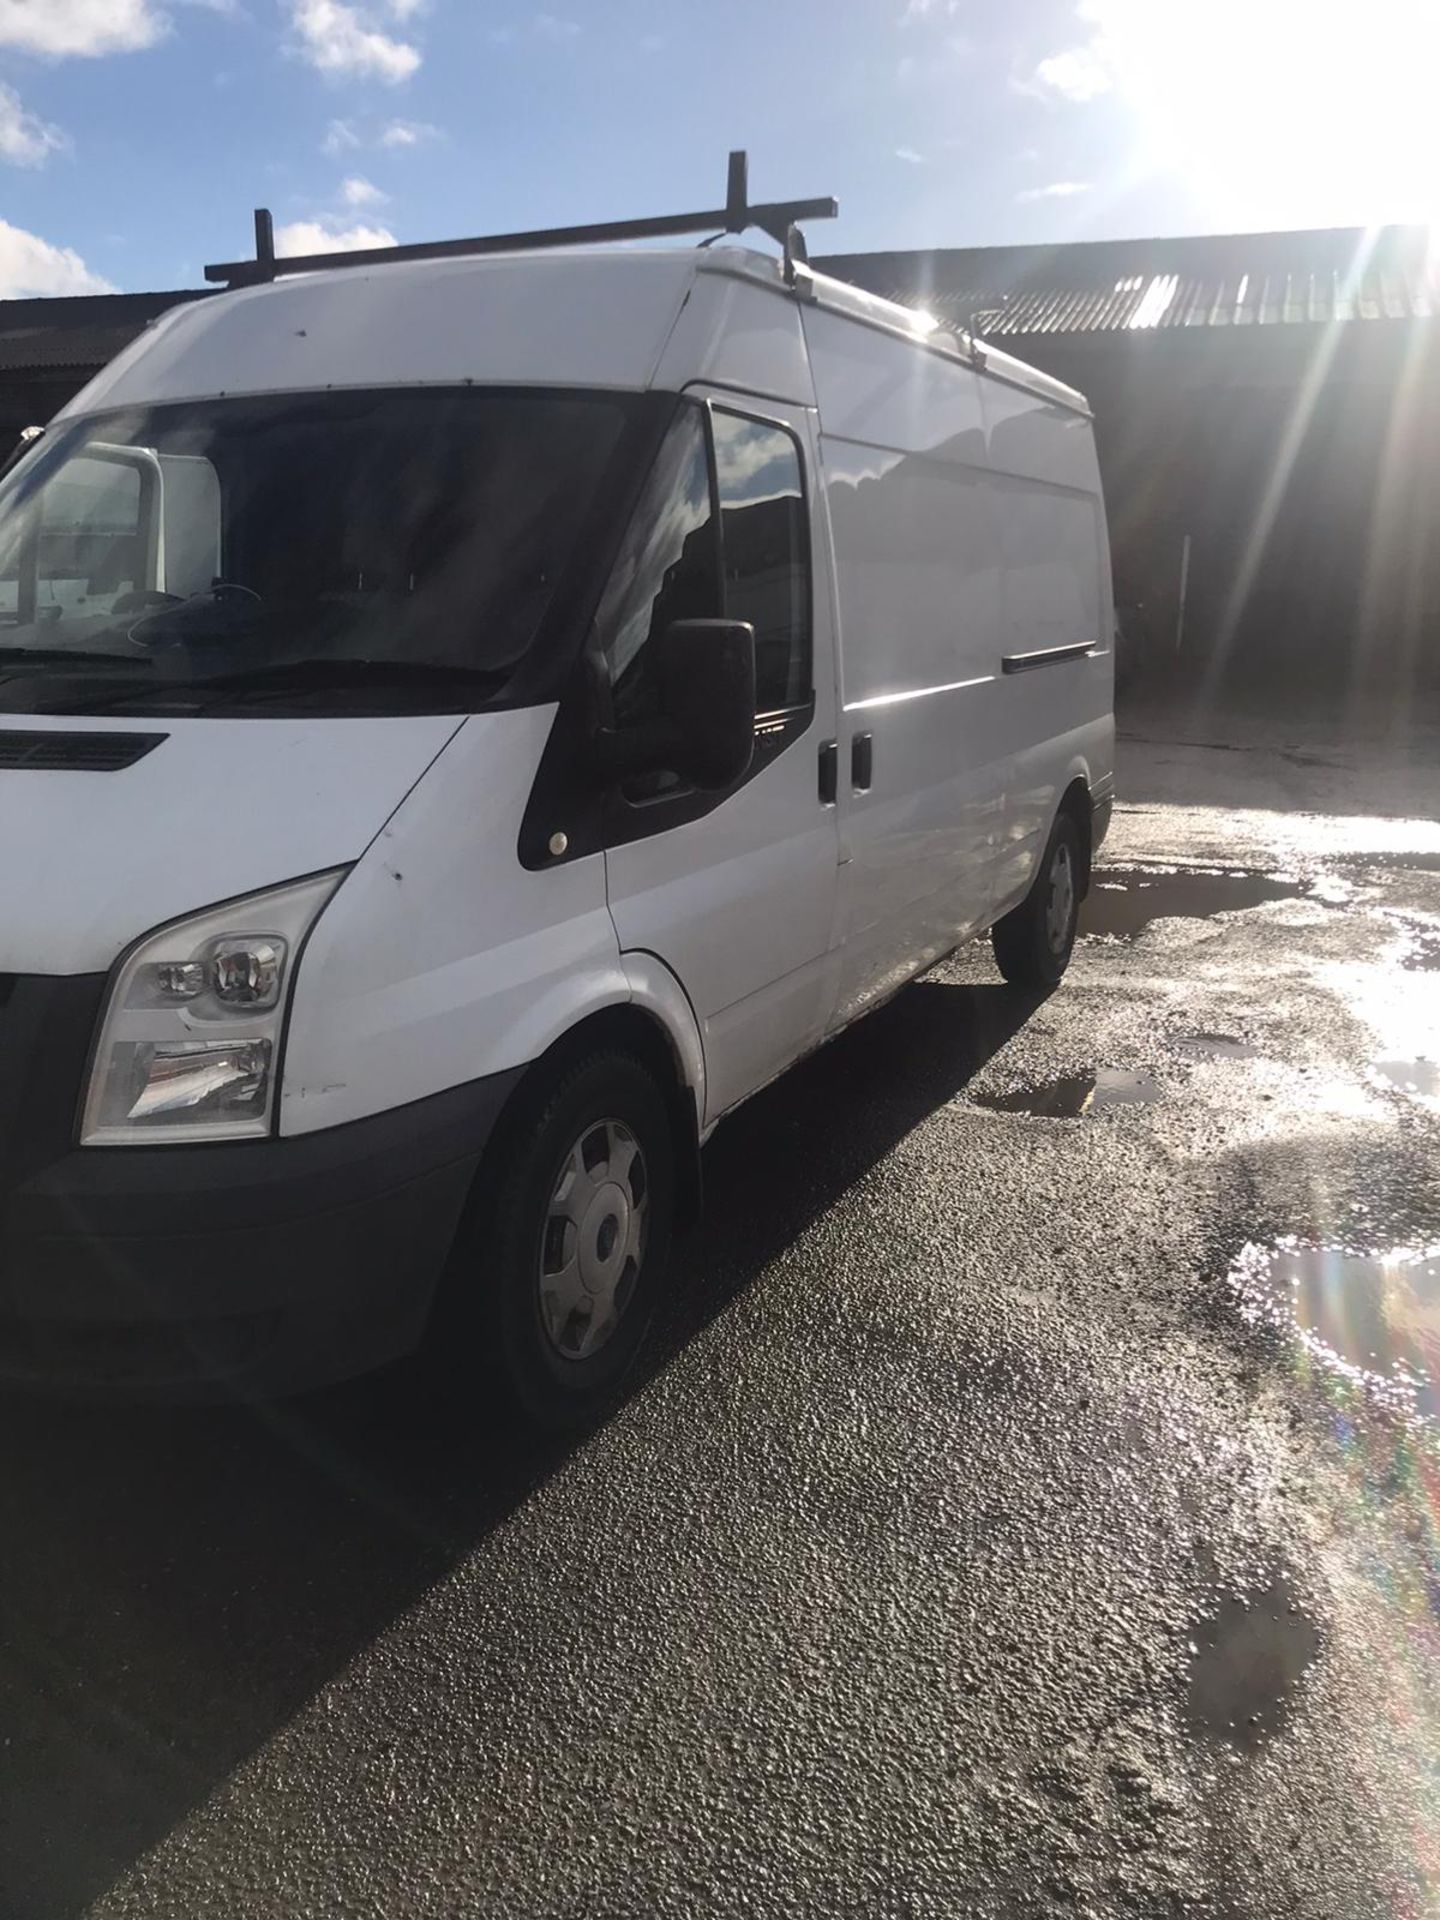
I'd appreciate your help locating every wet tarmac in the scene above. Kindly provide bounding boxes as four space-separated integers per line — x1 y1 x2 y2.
6 715 1440 1920
1169 1032 1263 1061
971 1067 1163 1116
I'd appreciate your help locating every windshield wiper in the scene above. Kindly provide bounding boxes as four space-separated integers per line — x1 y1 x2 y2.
0 646 154 671
182 657 509 699
23 656 512 717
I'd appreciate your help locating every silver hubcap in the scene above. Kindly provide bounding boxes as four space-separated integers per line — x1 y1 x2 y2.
1045 843 1076 952
538 1118 648 1361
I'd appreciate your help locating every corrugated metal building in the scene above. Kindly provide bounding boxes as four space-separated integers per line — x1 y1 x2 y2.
819 224 1440 703
0 290 207 449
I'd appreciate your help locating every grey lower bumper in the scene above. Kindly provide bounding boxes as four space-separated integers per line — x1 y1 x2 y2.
0 1068 524 1400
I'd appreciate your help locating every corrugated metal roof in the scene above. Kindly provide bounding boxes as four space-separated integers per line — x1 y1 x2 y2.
0 290 208 374
817 225 1439 339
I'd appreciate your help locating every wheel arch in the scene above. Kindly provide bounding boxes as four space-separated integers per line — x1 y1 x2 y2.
479 992 705 1232
1056 773 1094 897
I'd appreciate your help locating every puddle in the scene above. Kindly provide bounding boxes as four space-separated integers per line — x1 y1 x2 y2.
1341 851 1440 876
972 1069 1162 1118
1229 1238 1440 1423
1185 1564 1320 1752
1370 1058 1440 1102
1170 1031 1261 1061
1398 930 1440 974
1080 866 1306 941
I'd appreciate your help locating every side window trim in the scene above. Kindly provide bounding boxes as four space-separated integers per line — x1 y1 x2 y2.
707 401 813 722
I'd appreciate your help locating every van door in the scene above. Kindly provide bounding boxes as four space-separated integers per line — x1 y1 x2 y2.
800 307 1008 1032
600 394 841 1126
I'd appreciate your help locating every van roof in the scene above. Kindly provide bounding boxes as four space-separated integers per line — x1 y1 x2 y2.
63 242 1088 422
772 256 1091 416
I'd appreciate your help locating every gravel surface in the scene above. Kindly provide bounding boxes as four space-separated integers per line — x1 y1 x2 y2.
4 710 1440 1919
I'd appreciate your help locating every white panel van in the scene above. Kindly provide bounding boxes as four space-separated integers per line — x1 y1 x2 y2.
0 222 1113 1422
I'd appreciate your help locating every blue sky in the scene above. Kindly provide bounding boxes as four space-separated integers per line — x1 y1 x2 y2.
0 0 1435 297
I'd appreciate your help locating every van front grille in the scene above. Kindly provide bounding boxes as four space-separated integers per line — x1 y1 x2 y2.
0 730 166 772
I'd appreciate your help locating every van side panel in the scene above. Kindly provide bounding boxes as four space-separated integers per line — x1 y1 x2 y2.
981 377 1114 912
802 306 1007 1027
280 708 632 1136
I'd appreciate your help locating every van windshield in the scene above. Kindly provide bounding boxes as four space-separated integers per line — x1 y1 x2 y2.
0 388 632 717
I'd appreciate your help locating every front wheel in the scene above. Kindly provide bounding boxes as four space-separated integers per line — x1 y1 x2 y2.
992 812 1083 989
439 1050 675 1431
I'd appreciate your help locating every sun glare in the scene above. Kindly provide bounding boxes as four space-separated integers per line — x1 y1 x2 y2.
1077 0 1440 229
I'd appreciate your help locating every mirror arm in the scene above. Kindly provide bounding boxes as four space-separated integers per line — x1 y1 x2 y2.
588 719 685 780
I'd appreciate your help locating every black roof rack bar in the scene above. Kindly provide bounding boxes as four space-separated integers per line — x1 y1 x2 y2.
205 149 838 288
253 207 276 278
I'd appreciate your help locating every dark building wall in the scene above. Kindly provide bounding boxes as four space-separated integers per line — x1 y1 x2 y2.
1013 320 1440 703
0 370 93 450
819 230 1440 712
0 288 208 460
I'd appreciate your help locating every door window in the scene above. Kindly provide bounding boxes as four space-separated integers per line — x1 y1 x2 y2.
594 401 720 732
712 410 810 714
592 399 813 817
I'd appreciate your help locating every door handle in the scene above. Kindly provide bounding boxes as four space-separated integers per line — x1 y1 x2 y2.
818 739 838 806
851 731 873 792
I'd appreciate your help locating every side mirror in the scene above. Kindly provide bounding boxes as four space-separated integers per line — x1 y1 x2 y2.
655 618 755 790
594 618 756 793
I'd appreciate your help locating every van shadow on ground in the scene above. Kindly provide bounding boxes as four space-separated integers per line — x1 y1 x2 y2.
0 973 1041 1920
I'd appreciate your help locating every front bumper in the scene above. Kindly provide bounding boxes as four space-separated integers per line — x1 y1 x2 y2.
0 1052 523 1400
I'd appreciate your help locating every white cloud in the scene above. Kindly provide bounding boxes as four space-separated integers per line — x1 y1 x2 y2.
387 0 423 16
340 173 386 206
0 0 166 56
0 82 67 165
0 217 114 295
894 146 925 164
491 12 579 44
326 115 437 153
275 216 397 256
379 116 436 145
1016 179 1092 201
1029 42 1112 101
288 0 419 82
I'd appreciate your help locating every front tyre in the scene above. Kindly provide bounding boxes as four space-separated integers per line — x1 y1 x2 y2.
992 812 1083 990
446 1051 675 1431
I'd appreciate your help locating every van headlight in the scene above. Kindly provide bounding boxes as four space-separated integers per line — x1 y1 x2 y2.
81 871 345 1146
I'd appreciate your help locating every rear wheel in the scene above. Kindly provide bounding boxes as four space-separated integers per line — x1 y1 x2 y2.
992 811 1083 989
439 1050 675 1430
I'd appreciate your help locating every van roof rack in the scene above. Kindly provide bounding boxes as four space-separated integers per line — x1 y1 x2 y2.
204 150 838 290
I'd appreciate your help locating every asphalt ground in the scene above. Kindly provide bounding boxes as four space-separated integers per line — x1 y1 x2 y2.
4 704 1440 1919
